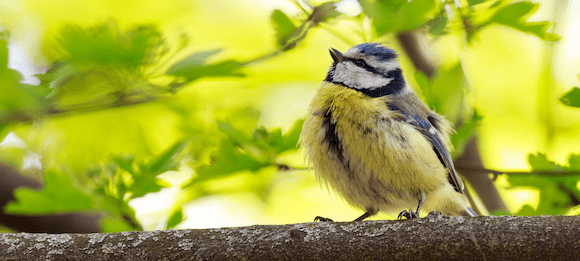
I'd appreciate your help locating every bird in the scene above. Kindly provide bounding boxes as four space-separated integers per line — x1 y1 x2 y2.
300 43 476 221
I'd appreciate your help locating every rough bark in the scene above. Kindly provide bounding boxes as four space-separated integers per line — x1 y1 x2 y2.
0 212 578 260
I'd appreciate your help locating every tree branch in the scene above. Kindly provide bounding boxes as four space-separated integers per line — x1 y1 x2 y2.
455 139 509 214
1 212 578 260
396 32 436 77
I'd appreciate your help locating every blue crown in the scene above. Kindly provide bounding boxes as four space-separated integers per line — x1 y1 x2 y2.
355 43 397 61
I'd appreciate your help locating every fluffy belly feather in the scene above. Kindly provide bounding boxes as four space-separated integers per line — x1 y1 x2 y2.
300 84 449 213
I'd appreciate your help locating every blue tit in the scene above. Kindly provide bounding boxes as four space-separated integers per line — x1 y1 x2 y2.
300 43 476 221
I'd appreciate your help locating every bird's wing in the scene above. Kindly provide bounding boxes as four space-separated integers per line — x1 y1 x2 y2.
387 104 464 193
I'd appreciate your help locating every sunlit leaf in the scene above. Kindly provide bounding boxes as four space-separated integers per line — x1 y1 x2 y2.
467 0 486 6
508 174 570 216
515 204 536 216
568 154 580 170
508 153 580 216
167 49 221 72
101 215 140 232
528 153 563 171
113 155 136 175
309 2 341 25
0 34 48 124
559 87 580 108
430 62 467 121
271 9 297 46
166 50 244 81
278 118 304 152
491 2 560 42
271 2 340 51
41 22 170 110
183 120 302 188
166 207 184 229
451 110 482 156
360 0 440 35
126 176 170 199
414 71 432 104
127 142 186 198
426 10 448 36
190 136 263 185
55 22 163 69
5 170 94 214
146 141 187 174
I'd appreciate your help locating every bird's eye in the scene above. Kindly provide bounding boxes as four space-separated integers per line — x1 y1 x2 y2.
354 59 367 67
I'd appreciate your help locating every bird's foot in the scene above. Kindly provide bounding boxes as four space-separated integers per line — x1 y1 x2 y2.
314 216 334 222
397 209 419 220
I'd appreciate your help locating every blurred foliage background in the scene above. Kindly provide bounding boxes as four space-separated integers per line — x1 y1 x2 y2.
1 0 580 233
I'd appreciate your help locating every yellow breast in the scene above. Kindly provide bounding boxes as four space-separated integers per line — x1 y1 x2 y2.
300 82 448 211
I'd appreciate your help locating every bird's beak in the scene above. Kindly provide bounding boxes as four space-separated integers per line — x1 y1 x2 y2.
329 48 343 63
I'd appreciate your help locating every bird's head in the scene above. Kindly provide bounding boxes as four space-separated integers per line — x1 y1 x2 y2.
325 43 406 98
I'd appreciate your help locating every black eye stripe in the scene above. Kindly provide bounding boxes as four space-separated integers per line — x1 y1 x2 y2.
325 66 405 97
344 57 383 76
354 59 367 67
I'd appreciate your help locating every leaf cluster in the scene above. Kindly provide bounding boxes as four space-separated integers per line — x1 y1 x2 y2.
559 75 580 108
507 154 580 215
5 141 187 231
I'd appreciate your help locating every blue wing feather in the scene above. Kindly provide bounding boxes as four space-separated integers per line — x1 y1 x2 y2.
387 104 463 193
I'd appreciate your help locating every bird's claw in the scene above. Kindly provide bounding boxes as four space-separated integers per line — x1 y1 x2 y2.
314 216 334 222
397 209 419 220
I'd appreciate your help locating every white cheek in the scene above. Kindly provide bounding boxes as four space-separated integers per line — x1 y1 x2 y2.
333 62 392 90
366 59 400 72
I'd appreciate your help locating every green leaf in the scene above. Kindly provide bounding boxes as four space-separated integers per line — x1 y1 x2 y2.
278 119 304 152
508 153 580 215
450 110 482 156
559 87 580 108
146 141 187 173
491 2 561 42
507 174 570 215
100 216 140 232
528 153 564 171
515 204 537 216
5 171 94 214
112 155 136 175
430 62 467 121
360 0 440 35
467 0 486 6
568 154 580 170
42 22 171 111
183 119 302 188
271 9 297 46
125 176 170 199
309 2 341 25
0 34 48 124
168 49 220 72
271 2 340 51
166 50 244 81
414 70 432 104
103 142 186 201
492 2 536 25
426 11 448 36
189 137 264 186
166 207 184 229
55 22 163 69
